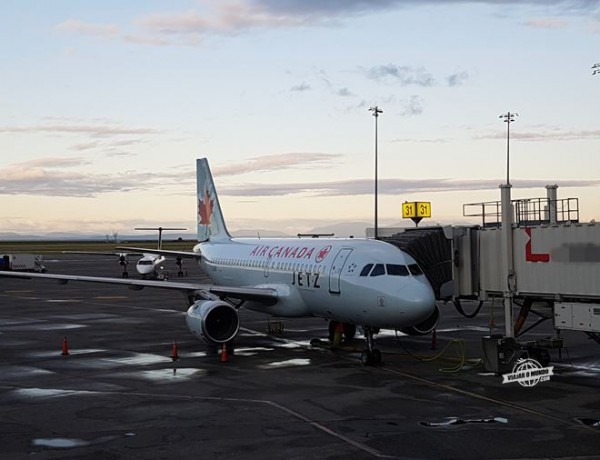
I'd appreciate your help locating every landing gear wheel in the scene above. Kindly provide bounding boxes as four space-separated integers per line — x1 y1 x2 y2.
371 349 382 365
344 323 356 340
360 349 382 366
361 326 382 366
361 350 371 365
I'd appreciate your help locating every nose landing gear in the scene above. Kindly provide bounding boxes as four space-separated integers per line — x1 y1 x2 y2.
361 327 382 366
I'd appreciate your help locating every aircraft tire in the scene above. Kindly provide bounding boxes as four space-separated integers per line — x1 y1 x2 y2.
343 323 356 340
361 349 382 366
360 350 371 365
372 349 382 365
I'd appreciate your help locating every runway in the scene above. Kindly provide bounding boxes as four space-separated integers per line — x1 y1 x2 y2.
1 254 600 459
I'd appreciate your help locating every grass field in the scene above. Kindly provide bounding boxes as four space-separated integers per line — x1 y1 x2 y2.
0 240 198 254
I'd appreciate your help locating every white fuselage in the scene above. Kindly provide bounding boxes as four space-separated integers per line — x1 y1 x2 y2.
193 237 436 329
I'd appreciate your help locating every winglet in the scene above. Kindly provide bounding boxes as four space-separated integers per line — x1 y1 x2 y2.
196 158 231 242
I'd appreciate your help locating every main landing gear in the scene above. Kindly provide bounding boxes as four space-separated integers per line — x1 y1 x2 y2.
119 257 129 278
360 327 382 366
176 257 185 277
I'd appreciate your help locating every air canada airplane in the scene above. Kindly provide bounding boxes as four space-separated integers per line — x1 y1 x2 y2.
0 158 438 365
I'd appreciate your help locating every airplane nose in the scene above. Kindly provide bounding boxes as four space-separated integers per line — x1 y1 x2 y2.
398 281 436 320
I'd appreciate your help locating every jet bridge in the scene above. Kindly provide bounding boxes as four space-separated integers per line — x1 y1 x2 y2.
380 186 600 336
465 196 600 334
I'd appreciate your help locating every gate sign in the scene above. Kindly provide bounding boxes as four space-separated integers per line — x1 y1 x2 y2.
402 201 431 219
402 201 431 226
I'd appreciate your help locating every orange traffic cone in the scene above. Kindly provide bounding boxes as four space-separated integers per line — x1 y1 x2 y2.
61 336 70 356
220 343 229 363
171 341 179 361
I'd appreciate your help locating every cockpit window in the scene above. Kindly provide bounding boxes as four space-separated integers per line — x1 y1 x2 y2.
408 264 423 275
138 260 153 265
386 264 409 276
359 264 373 277
370 264 385 277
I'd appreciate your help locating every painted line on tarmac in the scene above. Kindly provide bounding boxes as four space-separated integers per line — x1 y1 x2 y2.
0 385 390 458
378 366 600 434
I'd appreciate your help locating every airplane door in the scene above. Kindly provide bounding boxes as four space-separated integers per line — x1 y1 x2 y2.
329 248 353 294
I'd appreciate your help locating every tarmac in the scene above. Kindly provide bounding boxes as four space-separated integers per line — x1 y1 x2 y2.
1 254 600 459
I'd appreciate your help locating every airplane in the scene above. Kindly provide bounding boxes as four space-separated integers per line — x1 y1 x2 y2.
131 227 188 279
63 227 187 279
0 158 438 365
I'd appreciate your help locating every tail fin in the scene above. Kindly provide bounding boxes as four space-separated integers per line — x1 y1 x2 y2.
196 158 231 242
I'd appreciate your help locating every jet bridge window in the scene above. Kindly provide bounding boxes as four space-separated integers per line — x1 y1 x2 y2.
386 264 410 276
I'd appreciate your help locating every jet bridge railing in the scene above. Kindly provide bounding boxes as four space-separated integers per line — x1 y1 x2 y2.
463 197 579 229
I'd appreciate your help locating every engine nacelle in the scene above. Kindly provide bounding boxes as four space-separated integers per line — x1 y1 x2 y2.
185 300 240 345
400 304 440 336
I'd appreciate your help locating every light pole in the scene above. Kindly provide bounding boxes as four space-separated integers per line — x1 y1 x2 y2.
369 106 383 239
499 111 518 185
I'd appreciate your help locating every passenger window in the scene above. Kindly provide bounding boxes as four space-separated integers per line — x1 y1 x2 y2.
370 264 385 277
360 264 373 277
408 264 423 276
386 264 409 276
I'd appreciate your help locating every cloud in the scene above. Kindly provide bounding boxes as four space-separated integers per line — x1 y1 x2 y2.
475 127 600 141
290 82 311 92
335 87 354 97
56 19 119 37
55 1 600 47
390 137 450 143
212 152 343 176
365 64 436 86
0 158 191 197
525 17 568 28
447 71 470 87
138 4 317 39
219 176 600 197
0 123 161 138
400 95 424 116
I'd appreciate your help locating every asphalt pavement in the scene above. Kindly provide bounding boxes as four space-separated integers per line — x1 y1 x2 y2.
1 254 599 459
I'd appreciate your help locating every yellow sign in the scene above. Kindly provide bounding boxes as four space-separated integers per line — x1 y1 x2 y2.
402 201 431 219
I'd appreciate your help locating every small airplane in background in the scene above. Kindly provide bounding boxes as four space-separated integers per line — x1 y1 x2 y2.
131 227 188 279
64 227 187 279
1 158 438 366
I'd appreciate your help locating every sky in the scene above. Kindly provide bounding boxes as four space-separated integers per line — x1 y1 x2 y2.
1 0 599 237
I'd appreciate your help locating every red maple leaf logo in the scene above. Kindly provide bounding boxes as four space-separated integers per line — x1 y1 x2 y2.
198 189 214 226
315 245 332 263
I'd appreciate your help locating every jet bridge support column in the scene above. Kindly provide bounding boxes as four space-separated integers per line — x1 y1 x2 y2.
546 184 558 224
500 184 515 338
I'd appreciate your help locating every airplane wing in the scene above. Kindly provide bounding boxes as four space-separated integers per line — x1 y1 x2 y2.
0 271 277 305
63 251 128 256
116 246 202 259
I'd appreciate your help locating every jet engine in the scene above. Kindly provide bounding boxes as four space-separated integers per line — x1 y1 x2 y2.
185 300 240 345
400 304 440 336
